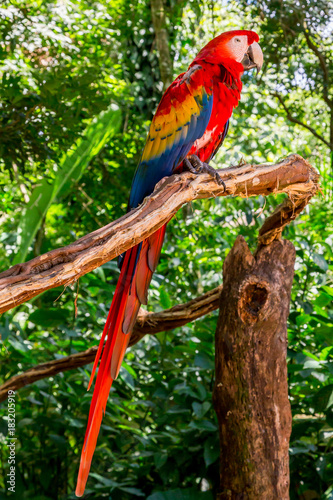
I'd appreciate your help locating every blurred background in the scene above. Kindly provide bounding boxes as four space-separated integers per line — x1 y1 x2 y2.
0 0 332 498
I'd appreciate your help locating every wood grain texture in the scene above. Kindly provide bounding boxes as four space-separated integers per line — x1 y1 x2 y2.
213 236 294 499
0 154 319 314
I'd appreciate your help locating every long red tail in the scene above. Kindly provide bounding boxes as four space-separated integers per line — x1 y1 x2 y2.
75 224 167 497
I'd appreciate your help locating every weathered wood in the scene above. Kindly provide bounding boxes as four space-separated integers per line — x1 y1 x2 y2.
213 236 294 499
0 155 319 314
0 285 222 402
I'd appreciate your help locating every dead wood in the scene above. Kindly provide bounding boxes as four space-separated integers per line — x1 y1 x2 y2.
213 236 294 499
0 286 221 401
0 154 319 314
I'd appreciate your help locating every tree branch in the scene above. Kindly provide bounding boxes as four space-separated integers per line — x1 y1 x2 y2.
151 0 173 89
0 286 222 402
0 155 320 401
0 154 319 315
303 29 333 111
273 92 331 148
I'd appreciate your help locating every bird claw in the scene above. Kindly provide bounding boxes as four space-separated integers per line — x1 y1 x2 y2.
184 155 226 192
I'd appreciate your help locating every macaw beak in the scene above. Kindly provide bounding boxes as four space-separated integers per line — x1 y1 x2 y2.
241 41 263 74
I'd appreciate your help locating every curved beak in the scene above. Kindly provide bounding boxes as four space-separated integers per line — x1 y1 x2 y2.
241 42 263 74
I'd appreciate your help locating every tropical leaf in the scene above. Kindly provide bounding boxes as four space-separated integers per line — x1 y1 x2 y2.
13 103 121 264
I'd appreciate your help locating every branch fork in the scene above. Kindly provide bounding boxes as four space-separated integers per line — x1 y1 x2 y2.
0 154 319 314
0 154 320 399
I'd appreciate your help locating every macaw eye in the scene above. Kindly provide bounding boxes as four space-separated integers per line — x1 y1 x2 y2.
235 38 241 43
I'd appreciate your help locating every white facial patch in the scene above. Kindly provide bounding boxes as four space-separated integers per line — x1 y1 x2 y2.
225 35 248 62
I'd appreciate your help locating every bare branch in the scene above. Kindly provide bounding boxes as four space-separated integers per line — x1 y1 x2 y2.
0 154 319 314
273 92 330 148
303 29 333 111
0 155 320 401
0 286 222 401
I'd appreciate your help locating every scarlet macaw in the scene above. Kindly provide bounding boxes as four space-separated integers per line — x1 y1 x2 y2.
76 29 263 496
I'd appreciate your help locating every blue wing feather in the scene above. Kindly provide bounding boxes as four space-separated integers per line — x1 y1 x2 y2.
128 70 213 210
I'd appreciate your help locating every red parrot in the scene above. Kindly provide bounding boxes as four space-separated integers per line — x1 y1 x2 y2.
75 29 263 497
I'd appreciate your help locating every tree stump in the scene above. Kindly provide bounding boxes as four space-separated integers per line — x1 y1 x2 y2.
213 236 294 500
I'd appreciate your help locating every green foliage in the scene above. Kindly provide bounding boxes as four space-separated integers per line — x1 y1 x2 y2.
13 103 121 264
0 1 333 499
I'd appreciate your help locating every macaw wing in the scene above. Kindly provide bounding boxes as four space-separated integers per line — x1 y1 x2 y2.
128 65 214 210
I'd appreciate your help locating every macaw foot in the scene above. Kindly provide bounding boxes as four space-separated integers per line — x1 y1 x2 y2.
184 155 226 192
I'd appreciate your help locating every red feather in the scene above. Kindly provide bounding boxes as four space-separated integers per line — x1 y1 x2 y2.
76 28 260 497
75 226 166 496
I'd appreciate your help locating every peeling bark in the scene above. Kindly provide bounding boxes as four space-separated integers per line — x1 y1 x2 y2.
213 236 294 499
0 155 319 314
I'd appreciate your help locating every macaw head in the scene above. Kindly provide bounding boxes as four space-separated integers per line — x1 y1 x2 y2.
194 30 263 74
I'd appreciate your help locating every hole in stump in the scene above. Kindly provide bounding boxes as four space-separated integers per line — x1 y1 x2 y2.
243 283 268 316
